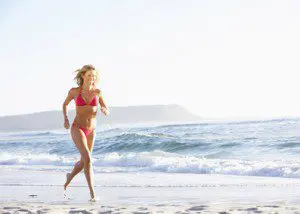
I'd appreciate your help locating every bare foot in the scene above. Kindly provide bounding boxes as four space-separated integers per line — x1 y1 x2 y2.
64 173 71 191
89 196 99 202
89 191 99 202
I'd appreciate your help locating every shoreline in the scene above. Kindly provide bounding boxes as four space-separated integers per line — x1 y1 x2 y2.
1 168 300 213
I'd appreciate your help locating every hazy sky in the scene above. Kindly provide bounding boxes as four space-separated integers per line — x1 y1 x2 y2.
1 0 300 118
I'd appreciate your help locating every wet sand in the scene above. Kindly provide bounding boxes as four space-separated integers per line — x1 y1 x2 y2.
1 167 299 213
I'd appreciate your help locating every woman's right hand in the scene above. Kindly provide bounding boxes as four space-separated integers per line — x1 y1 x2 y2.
64 118 70 129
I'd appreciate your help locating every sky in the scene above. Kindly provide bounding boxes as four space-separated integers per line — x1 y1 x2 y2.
1 0 300 118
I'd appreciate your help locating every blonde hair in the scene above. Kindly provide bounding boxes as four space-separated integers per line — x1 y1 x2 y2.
74 64 99 86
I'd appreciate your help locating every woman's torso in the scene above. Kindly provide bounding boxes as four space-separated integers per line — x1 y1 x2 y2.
73 87 99 129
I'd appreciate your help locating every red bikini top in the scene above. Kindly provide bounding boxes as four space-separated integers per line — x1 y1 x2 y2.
75 88 99 106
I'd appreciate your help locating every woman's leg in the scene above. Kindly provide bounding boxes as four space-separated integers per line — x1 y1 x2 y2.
70 126 96 199
64 128 96 190
85 130 96 199
64 159 83 190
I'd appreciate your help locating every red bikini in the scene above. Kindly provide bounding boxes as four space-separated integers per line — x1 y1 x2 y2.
75 88 99 106
72 88 99 137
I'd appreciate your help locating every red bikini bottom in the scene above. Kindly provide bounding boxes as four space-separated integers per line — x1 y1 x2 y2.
72 122 94 137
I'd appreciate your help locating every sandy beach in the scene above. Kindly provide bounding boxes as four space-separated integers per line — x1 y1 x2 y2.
1 201 300 214
1 167 300 213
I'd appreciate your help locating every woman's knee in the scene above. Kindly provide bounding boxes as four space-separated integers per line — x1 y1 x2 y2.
82 154 91 166
75 160 84 168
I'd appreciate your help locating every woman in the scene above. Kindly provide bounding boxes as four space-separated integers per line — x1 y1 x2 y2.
62 64 109 201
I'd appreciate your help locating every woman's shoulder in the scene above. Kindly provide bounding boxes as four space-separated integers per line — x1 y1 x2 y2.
94 88 102 96
68 87 80 96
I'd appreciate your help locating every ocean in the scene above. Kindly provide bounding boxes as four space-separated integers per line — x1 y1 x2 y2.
1 118 299 179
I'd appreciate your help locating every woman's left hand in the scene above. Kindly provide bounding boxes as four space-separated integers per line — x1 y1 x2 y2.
101 107 110 115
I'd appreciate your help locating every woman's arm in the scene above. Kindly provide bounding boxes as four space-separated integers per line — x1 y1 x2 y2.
97 90 109 115
63 88 75 128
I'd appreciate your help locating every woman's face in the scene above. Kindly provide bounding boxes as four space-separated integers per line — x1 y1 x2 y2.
82 70 98 86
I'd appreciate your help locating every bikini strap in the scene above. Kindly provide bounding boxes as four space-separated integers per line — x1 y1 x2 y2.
76 87 83 103
79 87 84 97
